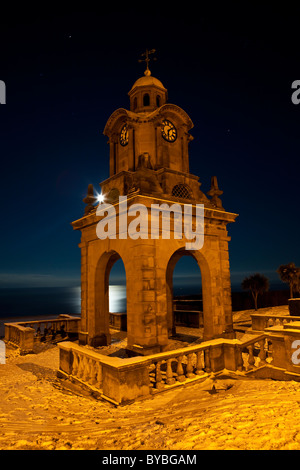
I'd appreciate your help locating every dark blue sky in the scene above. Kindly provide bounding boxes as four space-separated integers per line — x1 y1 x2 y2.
0 2 299 289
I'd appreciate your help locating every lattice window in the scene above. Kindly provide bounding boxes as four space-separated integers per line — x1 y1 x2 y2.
171 184 191 199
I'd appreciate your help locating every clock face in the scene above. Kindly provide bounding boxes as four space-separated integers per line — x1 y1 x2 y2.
161 119 177 142
120 124 129 146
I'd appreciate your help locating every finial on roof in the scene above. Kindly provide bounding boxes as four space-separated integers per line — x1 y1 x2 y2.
83 184 96 215
138 48 156 76
207 176 224 209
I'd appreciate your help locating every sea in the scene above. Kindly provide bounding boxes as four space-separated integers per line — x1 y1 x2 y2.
0 286 80 338
0 280 286 337
0 283 202 338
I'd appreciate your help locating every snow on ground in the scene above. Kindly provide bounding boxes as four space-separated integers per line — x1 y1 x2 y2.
1 305 299 451
232 304 289 323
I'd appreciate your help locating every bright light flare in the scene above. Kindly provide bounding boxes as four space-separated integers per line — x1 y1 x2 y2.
96 192 105 204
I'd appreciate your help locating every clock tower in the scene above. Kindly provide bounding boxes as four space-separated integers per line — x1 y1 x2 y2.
101 65 209 204
73 57 238 355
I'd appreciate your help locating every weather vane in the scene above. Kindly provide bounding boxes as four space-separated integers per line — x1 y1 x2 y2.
138 49 156 76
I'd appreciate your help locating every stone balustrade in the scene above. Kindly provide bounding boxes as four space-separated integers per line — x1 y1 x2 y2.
4 315 80 354
150 335 268 390
109 312 127 331
58 334 268 405
238 336 268 371
149 346 212 391
70 347 104 390
4 323 35 355
251 313 300 332
58 341 151 405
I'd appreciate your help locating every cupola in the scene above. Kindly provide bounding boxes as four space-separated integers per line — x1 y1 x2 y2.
128 68 167 113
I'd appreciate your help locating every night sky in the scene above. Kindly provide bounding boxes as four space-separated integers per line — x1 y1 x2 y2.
0 3 299 290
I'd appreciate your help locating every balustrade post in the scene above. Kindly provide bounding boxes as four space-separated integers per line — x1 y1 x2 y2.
176 355 185 382
186 353 195 378
36 326 41 342
155 361 164 389
195 350 204 375
89 359 96 385
247 344 255 369
258 339 267 364
204 349 211 373
166 359 175 385
82 356 90 382
237 347 243 371
77 354 84 379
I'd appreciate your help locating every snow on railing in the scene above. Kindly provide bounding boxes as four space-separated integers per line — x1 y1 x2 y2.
4 315 80 353
58 334 269 405
251 313 300 331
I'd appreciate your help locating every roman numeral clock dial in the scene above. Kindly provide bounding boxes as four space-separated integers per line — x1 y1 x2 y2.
161 119 177 142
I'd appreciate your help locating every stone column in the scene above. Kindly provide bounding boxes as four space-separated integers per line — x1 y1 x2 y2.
109 141 115 176
78 241 88 345
219 237 235 337
126 241 169 355
128 125 135 172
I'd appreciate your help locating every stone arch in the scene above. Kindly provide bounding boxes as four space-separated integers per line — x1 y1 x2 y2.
156 103 194 131
103 108 129 137
92 249 126 347
166 247 213 340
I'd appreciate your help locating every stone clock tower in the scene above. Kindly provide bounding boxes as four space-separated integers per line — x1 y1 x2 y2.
101 65 208 203
72 58 238 355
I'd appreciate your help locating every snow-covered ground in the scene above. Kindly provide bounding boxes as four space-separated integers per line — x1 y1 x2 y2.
1 305 299 451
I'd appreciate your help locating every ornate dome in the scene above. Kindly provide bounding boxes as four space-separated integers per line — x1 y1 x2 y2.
129 73 167 93
128 70 168 112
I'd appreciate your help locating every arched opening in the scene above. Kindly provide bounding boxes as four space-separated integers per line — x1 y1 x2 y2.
156 95 161 107
166 249 205 341
143 93 150 106
93 250 127 348
109 258 127 336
